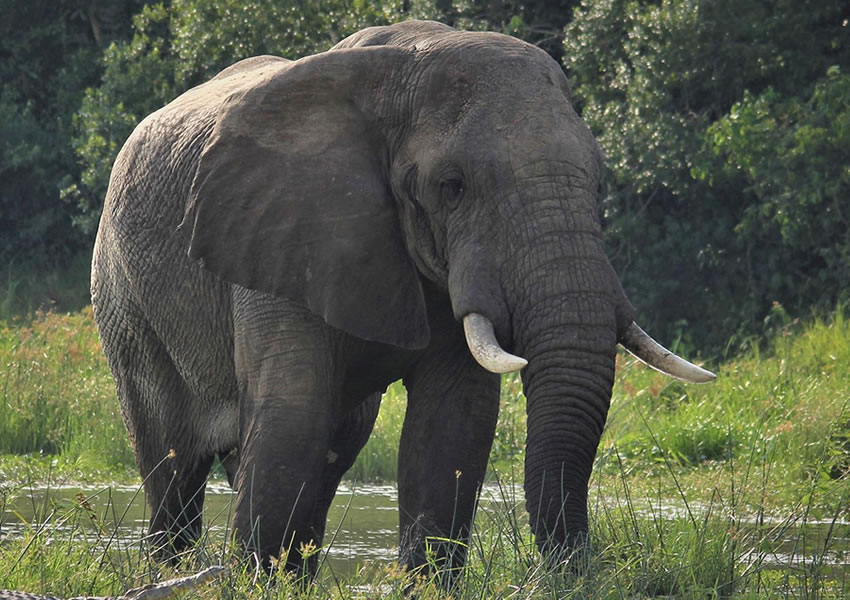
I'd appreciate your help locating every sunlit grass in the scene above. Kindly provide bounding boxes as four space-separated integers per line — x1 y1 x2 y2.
1 304 848 514
0 307 135 478
598 305 850 516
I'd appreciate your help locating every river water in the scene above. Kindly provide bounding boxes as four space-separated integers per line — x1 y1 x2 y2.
1 480 848 580
0 480 405 576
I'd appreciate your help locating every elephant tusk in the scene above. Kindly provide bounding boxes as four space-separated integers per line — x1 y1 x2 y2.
619 322 716 383
463 313 528 373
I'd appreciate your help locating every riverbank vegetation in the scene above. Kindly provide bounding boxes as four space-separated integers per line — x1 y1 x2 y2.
2 307 848 597
2 488 846 598
2 306 848 509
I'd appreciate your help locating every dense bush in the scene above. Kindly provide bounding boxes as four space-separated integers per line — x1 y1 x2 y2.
0 0 146 265
564 0 850 354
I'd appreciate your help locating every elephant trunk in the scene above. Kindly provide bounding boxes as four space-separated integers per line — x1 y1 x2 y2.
501 208 625 555
524 347 615 552
516 297 618 553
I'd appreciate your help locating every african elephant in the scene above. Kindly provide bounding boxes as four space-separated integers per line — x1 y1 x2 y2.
91 20 714 575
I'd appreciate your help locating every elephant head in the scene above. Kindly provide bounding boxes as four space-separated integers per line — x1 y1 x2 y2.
180 20 713 561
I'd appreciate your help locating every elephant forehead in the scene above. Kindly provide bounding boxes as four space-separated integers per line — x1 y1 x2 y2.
423 40 560 89
412 54 570 135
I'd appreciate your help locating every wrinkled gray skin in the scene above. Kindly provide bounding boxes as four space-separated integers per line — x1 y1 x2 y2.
92 21 638 575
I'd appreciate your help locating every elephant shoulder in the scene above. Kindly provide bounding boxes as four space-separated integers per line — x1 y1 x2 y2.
158 56 291 124
113 55 293 192
128 55 291 145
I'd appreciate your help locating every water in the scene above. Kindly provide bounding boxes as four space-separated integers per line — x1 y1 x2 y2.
1 480 848 579
619 496 850 576
0 479 406 576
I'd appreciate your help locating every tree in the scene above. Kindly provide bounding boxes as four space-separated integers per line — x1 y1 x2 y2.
69 0 407 233
429 0 580 61
0 0 145 264
564 0 850 353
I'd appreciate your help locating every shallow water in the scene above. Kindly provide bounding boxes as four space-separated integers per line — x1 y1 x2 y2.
0 480 405 576
1 480 847 579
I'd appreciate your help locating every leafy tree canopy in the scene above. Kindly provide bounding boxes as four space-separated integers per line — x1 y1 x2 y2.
564 0 850 353
0 0 145 263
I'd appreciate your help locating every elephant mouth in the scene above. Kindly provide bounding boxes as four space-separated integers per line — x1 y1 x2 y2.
462 312 715 383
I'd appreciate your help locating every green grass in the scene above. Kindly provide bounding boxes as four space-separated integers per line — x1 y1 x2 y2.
347 382 406 481
597 306 850 516
1 304 849 597
0 307 135 479
2 304 849 507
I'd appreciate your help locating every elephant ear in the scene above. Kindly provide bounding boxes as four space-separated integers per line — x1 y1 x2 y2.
183 47 429 349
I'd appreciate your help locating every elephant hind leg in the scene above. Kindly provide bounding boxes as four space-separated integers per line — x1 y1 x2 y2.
145 451 214 560
98 307 214 560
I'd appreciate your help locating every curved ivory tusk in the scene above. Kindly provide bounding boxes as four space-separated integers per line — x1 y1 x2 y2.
620 322 716 383
463 313 528 373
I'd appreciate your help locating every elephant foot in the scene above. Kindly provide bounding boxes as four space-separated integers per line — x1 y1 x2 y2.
536 530 596 576
399 515 469 591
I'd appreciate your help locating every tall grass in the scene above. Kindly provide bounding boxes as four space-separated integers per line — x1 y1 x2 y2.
0 307 134 477
600 305 850 515
2 304 849 507
347 382 406 481
1 457 847 598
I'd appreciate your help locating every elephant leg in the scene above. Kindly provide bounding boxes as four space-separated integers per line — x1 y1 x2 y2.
218 448 239 489
98 309 213 560
230 292 339 574
398 340 501 582
309 392 382 551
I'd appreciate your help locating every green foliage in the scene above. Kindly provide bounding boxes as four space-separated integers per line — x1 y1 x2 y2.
0 0 145 264
68 0 405 232
702 69 850 312
65 4 181 234
564 0 850 353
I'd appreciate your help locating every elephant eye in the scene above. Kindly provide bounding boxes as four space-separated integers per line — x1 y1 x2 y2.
440 177 464 210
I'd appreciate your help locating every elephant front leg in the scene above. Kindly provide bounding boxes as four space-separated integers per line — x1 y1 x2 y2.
398 341 500 582
230 292 339 575
309 392 382 546
233 397 332 574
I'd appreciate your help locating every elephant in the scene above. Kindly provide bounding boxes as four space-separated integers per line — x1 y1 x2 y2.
91 20 714 576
